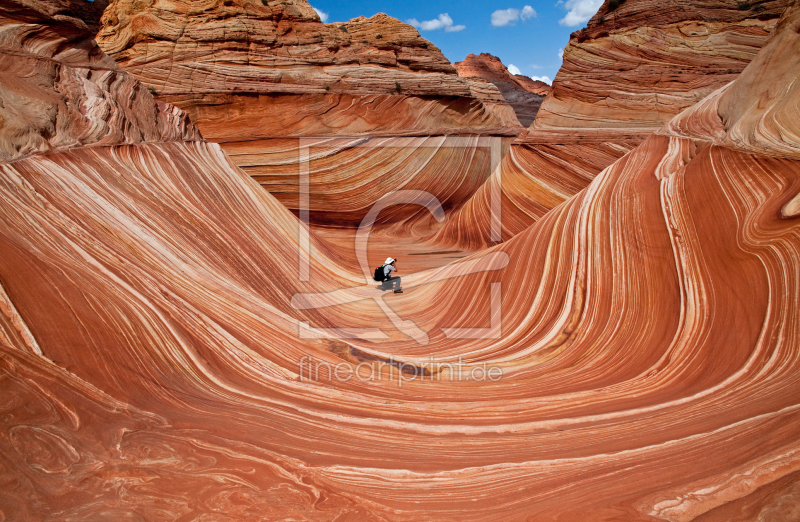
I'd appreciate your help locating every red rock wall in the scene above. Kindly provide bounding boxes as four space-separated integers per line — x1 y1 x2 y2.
0 0 200 163
224 136 512 229
96 0 507 137
536 0 787 132
94 0 514 231
439 0 793 249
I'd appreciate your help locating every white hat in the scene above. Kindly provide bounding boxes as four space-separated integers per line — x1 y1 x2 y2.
385 257 395 264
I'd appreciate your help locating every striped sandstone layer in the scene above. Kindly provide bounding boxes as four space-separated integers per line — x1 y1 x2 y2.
3 0 800 520
435 0 792 248
95 0 515 229
95 0 509 137
0 0 199 163
222 136 511 229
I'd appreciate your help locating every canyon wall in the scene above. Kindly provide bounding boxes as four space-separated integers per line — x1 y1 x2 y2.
0 0 199 163
535 0 790 132
96 0 509 138
96 0 515 229
2 0 800 519
437 0 793 248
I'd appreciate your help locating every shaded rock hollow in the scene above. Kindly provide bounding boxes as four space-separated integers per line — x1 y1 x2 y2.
454 52 550 127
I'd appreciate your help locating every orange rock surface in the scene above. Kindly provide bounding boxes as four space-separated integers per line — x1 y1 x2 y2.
439 0 794 248
0 0 200 162
2 0 800 520
94 0 515 229
223 136 512 229
96 0 507 137
536 0 790 132
454 53 550 127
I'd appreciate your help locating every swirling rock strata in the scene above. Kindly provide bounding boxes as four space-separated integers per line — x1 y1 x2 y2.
454 53 550 127
438 0 793 248
94 0 513 229
0 0 200 163
4 11 800 513
96 0 508 137
433 128 643 248
3 0 800 520
223 136 510 229
535 0 790 132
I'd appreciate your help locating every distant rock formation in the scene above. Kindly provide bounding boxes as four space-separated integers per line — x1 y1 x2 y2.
96 0 510 138
454 53 549 127
535 0 790 132
96 0 519 229
0 0 200 162
438 0 794 248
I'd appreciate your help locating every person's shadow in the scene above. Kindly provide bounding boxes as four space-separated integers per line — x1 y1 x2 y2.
377 276 402 292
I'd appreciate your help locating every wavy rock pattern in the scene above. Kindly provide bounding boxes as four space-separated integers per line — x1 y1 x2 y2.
0 0 200 163
455 53 550 127
3 0 800 520
96 0 507 137
438 0 793 249
94 0 512 230
222 136 509 229
536 0 790 132
433 128 644 248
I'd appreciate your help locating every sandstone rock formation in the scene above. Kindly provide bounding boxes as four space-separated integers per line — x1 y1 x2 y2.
437 0 794 248
3 0 800 519
536 0 790 132
95 0 516 228
224 136 508 229
454 53 550 127
96 0 509 138
0 0 200 163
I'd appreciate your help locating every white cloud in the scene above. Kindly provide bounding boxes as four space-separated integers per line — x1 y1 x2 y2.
492 6 536 27
521 5 536 20
312 7 329 23
408 13 466 32
507 64 522 75
559 0 603 26
531 75 552 84
529 64 543 69
558 48 564 59
491 9 518 27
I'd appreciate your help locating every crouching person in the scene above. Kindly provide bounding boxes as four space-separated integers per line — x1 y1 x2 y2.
381 257 402 293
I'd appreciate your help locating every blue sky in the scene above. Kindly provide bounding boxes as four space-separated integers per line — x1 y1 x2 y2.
306 0 603 84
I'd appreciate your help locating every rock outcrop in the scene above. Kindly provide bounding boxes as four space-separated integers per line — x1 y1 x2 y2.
225 136 507 229
95 0 516 228
96 0 509 138
0 0 200 163
3 0 800 519
536 0 790 132
438 0 794 248
454 53 549 127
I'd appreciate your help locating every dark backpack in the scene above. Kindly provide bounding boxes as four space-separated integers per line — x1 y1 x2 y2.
373 264 386 281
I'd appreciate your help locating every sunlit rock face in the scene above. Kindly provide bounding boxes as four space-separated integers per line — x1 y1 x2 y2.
4 0 800 520
96 0 508 137
224 136 510 229
95 0 514 230
454 53 550 127
535 0 790 132
0 0 200 163
438 0 793 248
